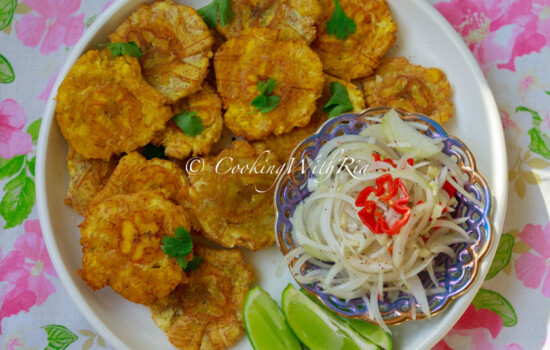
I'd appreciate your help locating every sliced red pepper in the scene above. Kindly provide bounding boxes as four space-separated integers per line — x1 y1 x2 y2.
355 174 411 235
442 180 456 198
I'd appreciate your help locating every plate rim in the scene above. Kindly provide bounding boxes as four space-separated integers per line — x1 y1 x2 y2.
35 0 508 349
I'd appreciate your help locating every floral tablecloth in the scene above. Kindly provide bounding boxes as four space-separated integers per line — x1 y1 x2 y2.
1 0 550 349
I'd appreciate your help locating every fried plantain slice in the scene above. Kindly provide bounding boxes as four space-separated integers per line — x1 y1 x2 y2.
312 0 397 80
261 74 365 162
215 28 324 140
89 151 199 230
151 245 255 350
153 83 223 159
64 148 119 216
56 50 172 160
215 0 322 44
362 57 454 123
109 0 214 103
78 190 190 306
188 141 280 250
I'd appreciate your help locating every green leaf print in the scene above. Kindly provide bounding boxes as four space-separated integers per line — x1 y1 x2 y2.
485 234 514 280
42 324 79 350
517 106 550 159
472 289 517 327
0 0 17 31
27 118 42 143
0 168 35 229
0 155 24 179
0 54 15 84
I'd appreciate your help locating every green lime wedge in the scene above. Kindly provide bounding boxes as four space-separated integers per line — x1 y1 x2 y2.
282 284 379 350
243 286 301 350
302 290 392 350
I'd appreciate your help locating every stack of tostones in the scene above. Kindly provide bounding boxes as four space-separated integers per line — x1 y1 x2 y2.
188 141 280 250
312 0 397 80
362 57 454 123
64 148 119 216
214 28 324 140
78 190 191 306
216 0 322 44
153 83 223 159
109 0 214 103
151 245 255 350
56 49 172 160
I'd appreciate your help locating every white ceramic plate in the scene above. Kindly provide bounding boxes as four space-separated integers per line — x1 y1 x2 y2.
36 0 508 349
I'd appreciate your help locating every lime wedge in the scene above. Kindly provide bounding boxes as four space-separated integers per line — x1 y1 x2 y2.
243 286 301 350
281 284 379 350
302 290 392 350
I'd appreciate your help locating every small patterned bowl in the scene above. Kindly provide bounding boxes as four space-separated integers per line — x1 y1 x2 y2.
274 107 493 325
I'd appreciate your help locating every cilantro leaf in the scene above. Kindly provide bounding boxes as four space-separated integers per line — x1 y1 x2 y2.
161 227 194 269
142 144 167 160
323 82 353 118
172 111 205 137
100 41 143 58
326 0 356 40
185 255 203 271
251 77 280 114
257 78 278 95
198 0 233 28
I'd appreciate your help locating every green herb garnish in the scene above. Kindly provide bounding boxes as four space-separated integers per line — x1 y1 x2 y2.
161 227 194 270
100 41 143 58
172 111 205 137
251 77 280 114
326 0 356 40
323 82 353 118
198 0 233 28
142 144 167 160
185 255 203 272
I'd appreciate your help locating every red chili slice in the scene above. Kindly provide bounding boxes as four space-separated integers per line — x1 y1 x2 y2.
355 174 411 235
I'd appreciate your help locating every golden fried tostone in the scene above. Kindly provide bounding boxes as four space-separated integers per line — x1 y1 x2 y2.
56 50 171 160
188 141 280 250
362 57 454 123
151 245 255 350
216 0 322 44
312 0 397 80
214 28 324 140
261 74 365 162
78 191 190 305
90 152 199 230
109 0 214 103
153 83 223 159
64 148 119 216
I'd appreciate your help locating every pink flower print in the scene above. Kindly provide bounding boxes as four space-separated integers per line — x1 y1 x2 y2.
435 0 550 72
435 304 524 350
0 99 32 159
103 0 115 12
516 223 550 297
16 0 85 56
500 110 519 132
0 220 56 334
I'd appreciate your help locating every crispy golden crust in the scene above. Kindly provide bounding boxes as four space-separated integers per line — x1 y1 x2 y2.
78 191 190 306
64 148 118 216
89 152 199 230
216 0 322 44
362 57 454 123
154 83 223 159
312 0 397 80
150 245 255 350
261 74 365 161
109 0 214 103
214 28 324 140
56 50 171 160
188 141 279 250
